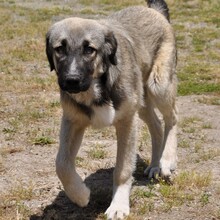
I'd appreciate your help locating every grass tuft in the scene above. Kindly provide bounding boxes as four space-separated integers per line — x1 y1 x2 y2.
87 144 107 159
33 136 55 145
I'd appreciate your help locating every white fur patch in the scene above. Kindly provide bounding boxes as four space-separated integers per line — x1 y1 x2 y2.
105 183 131 219
91 104 115 129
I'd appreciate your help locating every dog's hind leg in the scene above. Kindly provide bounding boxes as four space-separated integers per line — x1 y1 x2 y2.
105 113 137 219
156 97 178 177
141 82 178 179
56 117 90 207
142 36 178 178
138 97 164 179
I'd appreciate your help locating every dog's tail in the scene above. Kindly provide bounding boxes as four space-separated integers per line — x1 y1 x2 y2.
146 0 170 22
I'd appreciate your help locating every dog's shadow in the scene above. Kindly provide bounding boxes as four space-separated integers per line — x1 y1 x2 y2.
30 155 149 220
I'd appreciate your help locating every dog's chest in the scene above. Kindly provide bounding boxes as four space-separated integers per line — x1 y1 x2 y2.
91 104 116 129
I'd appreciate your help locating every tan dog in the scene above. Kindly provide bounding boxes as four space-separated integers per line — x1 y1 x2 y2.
46 0 177 218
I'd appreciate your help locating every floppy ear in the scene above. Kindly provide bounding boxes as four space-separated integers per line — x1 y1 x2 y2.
104 31 117 65
46 33 55 71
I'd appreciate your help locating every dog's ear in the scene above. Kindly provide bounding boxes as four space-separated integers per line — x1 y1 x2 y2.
46 33 55 71
104 31 117 66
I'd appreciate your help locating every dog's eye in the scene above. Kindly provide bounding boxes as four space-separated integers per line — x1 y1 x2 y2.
83 46 96 55
55 46 65 55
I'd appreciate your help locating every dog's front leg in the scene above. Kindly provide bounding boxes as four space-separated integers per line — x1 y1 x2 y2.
105 114 137 219
56 116 90 207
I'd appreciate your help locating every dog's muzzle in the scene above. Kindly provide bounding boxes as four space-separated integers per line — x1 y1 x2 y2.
60 75 91 94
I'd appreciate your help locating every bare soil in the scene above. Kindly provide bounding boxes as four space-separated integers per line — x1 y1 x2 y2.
1 94 220 220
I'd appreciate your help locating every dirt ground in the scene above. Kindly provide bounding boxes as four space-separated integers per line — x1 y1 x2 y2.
1 94 220 220
0 0 220 220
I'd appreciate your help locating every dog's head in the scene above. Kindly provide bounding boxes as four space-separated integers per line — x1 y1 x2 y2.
46 18 117 94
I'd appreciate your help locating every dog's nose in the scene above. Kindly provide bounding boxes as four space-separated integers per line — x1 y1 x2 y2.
63 76 82 93
65 76 80 88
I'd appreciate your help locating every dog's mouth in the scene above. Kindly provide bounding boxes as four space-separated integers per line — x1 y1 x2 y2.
59 79 91 94
64 87 89 94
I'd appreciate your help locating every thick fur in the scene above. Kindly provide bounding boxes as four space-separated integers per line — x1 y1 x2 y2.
46 1 177 219
147 0 170 21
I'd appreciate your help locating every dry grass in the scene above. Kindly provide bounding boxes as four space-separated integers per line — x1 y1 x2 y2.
0 182 35 220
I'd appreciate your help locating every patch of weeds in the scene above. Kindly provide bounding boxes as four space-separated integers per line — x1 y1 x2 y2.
181 116 202 126
85 127 115 140
78 0 93 5
175 171 212 189
33 136 55 146
12 184 34 200
157 171 212 211
32 75 57 91
178 139 190 148
8 117 20 129
0 182 35 219
30 7 73 22
75 156 87 168
87 144 107 159
192 34 206 52
50 100 60 108
2 127 16 134
202 123 212 129
194 142 202 153
180 116 202 133
159 183 188 205
133 185 155 199
197 96 220 105
140 172 211 216
100 0 143 6
200 191 211 206
100 127 116 139
199 149 220 161
178 78 220 96
176 34 186 49
138 201 155 215
80 8 107 15
12 39 44 62
79 0 143 7
130 185 156 215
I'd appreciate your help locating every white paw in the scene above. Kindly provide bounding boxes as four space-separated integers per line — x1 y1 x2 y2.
159 159 176 178
65 182 90 207
105 203 129 220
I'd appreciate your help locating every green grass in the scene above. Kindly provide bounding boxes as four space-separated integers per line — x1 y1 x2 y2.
33 136 55 145
170 0 220 96
130 171 212 217
79 0 144 7
87 144 107 159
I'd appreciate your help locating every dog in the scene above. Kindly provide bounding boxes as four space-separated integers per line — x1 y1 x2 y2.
46 0 178 218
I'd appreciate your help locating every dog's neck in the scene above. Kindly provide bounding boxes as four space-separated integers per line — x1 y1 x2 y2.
62 73 117 125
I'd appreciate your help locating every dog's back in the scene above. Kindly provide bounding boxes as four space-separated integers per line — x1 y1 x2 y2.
107 2 175 84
